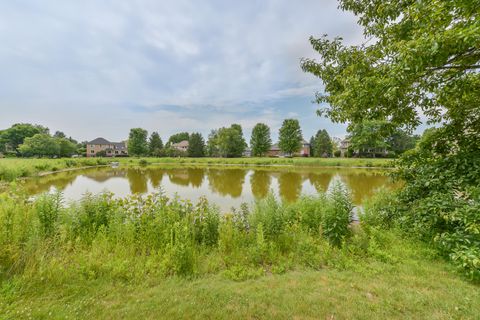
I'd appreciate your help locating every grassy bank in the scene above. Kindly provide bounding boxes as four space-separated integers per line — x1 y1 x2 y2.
0 186 478 319
0 158 109 182
124 156 393 168
0 157 393 182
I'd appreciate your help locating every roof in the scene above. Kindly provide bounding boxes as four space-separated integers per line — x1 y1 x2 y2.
172 140 189 147
88 137 111 145
88 138 127 148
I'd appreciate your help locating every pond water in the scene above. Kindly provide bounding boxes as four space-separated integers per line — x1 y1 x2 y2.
23 165 398 211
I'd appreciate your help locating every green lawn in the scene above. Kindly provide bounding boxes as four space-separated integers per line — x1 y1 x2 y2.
2 243 478 320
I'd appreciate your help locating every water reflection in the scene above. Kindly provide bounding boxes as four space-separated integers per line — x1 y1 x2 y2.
250 170 271 199
23 166 398 210
207 169 246 198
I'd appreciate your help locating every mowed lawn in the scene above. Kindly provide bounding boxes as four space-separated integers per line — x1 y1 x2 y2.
2 242 478 320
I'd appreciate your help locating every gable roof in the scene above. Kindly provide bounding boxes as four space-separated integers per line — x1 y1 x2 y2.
88 137 111 145
172 140 189 147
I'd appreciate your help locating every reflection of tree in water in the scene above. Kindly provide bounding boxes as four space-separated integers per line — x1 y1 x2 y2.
188 168 205 187
208 168 246 198
166 168 205 188
307 172 333 193
23 170 80 194
339 172 392 205
278 171 303 203
84 168 127 182
126 168 148 194
250 170 271 199
148 169 165 188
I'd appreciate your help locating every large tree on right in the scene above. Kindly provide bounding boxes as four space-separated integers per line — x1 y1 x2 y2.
302 1 479 279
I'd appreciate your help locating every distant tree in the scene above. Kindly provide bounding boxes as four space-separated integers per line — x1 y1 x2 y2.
18 134 59 157
0 123 49 152
309 136 315 157
188 132 205 157
56 138 77 157
217 124 247 157
167 132 189 146
128 128 148 156
349 120 389 157
387 129 418 155
53 131 66 139
278 119 302 156
77 141 87 156
250 123 271 157
206 130 219 157
148 132 164 156
313 129 333 157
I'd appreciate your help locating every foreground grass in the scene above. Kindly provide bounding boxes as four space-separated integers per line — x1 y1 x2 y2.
1 235 478 319
0 186 478 319
0 157 393 182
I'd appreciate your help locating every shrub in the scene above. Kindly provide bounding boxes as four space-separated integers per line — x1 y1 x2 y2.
334 150 341 157
322 183 353 246
35 192 62 237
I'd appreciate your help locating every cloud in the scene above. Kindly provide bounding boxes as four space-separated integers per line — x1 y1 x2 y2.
0 0 364 142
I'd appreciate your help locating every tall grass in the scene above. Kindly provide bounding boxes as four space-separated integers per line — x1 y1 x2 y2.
0 158 109 181
0 184 360 284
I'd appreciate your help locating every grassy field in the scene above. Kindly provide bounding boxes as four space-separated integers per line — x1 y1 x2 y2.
0 157 393 182
1 233 478 319
0 187 478 319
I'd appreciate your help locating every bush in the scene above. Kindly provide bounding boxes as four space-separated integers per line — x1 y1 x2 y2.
334 150 341 157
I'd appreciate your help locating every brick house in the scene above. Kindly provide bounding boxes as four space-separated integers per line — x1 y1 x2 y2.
86 137 128 157
267 140 311 157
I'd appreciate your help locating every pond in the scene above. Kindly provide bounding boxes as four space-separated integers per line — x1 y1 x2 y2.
23 165 398 211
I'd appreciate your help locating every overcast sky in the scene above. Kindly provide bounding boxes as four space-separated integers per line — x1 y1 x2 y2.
0 0 365 142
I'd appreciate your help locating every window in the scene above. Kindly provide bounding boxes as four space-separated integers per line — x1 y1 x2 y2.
91 150 94 153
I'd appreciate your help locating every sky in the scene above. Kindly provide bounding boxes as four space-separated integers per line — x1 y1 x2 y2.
0 0 365 143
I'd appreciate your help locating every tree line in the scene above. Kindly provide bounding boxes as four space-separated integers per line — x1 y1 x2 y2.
0 123 83 157
0 119 418 158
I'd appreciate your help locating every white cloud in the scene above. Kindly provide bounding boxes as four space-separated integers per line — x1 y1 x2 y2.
0 0 364 141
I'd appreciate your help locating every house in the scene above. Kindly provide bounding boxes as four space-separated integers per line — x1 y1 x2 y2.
242 148 252 157
86 137 128 157
267 144 282 157
267 140 311 157
298 140 311 157
172 140 189 152
340 138 351 157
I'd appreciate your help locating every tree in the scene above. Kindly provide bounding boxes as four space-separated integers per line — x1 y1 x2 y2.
0 123 49 152
387 130 418 155
18 134 59 157
250 123 272 157
309 136 315 157
216 124 247 157
56 138 77 157
313 129 333 157
301 1 480 276
128 128 148 156
167 132 189 146
349 121 389 157
206 130 219 157
278 119 302 156
188 132 205 157
53 131 66 139
148 132 164 156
